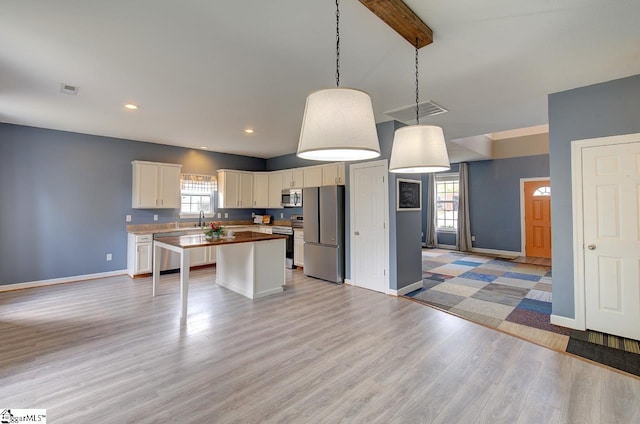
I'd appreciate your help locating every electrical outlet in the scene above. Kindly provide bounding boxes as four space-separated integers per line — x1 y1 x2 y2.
471 235 476 242
106 253 112 261
251 212 255 218
224 213 228 218
217 213 221 218
125 215 131 222
153 214 158 221
280 213 284 219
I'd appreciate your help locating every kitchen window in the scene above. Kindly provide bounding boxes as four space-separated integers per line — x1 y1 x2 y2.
435 173 459 232
180 173 217 218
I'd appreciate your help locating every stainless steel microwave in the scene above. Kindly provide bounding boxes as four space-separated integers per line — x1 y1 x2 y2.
281 188 302 208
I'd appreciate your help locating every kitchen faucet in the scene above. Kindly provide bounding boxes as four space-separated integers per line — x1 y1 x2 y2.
198 210 205 227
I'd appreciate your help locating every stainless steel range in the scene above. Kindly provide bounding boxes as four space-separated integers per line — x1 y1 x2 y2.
271 225 294 269
271 215 303 269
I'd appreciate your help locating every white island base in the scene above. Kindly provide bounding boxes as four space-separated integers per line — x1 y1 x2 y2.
216 238 286 299
153 232 287 319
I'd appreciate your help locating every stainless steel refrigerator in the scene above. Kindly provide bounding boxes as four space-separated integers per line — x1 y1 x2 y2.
303 186 345 284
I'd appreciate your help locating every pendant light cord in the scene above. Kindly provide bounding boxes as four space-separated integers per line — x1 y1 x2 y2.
415 37 420 125
336 0 340 87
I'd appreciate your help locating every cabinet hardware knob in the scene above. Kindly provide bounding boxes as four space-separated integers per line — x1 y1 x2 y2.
588 244 596 250
354 231 360 235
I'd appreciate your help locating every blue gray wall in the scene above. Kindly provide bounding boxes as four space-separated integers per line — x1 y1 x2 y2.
427 156 550 251
548 73 640 318
0 123 265 285
266 121 423 291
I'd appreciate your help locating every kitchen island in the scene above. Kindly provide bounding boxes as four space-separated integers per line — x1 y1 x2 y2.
153 231 287 319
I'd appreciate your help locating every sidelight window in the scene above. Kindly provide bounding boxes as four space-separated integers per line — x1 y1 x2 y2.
435 173 459 231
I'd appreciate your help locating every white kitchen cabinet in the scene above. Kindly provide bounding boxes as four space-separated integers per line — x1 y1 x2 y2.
282 169 304 189
253 172 269 208
303 166 323 188
127 233 153 277
294 229 304 267
268 172 284 208
218 170 254 208
132 161 182 208
190 246 217 267
258 226 273 234
322 163 346 186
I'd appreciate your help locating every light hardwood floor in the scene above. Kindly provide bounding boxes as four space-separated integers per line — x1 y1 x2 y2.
1 268 638 423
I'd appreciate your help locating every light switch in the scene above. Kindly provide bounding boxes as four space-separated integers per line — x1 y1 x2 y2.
106 253 112 261
126 215 131 222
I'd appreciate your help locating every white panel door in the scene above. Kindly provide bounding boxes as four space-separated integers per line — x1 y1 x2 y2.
351 162 387 293
582 142 640 340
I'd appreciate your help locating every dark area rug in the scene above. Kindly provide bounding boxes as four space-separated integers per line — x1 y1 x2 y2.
567 330 640 377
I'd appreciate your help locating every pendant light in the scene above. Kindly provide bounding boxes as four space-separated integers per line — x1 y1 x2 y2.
297 0 381 161
389 39 450 173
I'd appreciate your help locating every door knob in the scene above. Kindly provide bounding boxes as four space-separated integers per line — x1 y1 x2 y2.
588 244 596 250
354 231 360 235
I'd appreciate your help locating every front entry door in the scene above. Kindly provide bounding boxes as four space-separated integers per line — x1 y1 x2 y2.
524 180 551 258
350 161 388 293
582 141 640 340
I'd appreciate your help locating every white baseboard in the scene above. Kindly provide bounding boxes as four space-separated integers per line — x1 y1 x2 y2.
389 280 423 297
0 269 128 292
471 247 521 258
550 314 583 330
436 244 456 250
344 278 353 286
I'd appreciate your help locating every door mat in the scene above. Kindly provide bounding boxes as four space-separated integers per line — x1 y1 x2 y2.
566 330 640 377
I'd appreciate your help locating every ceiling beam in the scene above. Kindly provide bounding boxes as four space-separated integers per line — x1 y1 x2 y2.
359 0 433 48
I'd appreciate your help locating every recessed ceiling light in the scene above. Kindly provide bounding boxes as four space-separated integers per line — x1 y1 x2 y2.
200 146 208 150
244 129 254 134
124 103 139 110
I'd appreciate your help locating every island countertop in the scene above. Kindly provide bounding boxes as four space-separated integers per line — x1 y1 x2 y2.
154 231 287 249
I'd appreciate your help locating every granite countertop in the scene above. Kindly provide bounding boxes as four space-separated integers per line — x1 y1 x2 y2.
154 231 287 249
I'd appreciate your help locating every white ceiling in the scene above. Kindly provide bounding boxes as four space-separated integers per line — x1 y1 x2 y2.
1 1 639 159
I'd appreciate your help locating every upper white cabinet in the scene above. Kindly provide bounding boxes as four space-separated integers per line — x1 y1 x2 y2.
215 162 345 209
322 163 346 186
268 172 283 208
132 161 182 209
218 170 253 208
303 166 323 188
282 169 304 189
253 173 269 208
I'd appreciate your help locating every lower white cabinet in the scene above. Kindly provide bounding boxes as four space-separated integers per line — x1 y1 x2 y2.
190 246 217 267
258 226 273 234
294 229 304 267
127 234 153 277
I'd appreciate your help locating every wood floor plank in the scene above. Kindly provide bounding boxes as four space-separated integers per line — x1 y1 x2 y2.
1 268 639 423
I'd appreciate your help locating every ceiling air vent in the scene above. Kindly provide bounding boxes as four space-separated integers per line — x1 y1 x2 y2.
60 83 79 95
384 100 447 124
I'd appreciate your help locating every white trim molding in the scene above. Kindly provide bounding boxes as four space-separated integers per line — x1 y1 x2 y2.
570 132 640 332
470 247 520 258
550 314 582 330
436 244 456 250
0 269 128 292
389 280 423 297
519 176 550 256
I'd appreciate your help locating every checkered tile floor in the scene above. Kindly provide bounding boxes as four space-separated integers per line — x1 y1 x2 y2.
406 249 571 336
